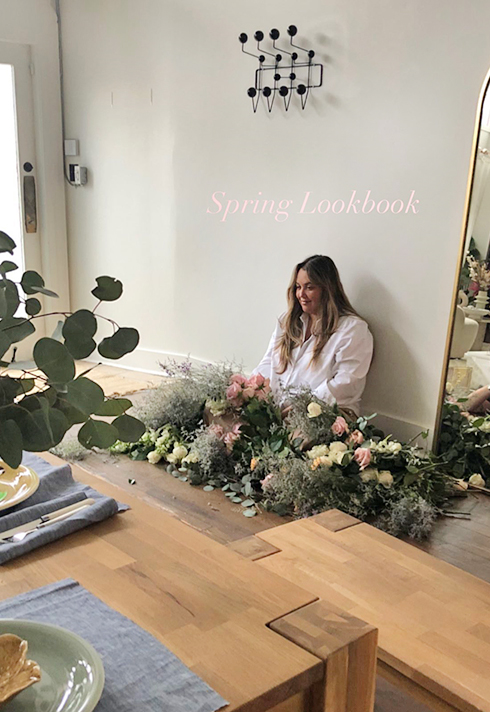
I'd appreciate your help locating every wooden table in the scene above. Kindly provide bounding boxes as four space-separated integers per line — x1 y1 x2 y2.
0 457 377 712
242 509 490 712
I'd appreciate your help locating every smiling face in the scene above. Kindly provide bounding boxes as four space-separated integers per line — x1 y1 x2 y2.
295 268 323 316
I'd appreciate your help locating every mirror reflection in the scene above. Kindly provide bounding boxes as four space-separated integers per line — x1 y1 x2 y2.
439 88 490 481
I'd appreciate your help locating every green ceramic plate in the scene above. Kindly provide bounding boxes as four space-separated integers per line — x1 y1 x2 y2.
0 620 105 712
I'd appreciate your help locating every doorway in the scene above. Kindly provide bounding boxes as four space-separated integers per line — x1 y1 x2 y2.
0 40 46 353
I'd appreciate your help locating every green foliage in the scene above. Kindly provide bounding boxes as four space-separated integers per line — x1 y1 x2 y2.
0 230 144 466
62 309 97 358
439 401 490 480
98 327 139 359
91 276 123 301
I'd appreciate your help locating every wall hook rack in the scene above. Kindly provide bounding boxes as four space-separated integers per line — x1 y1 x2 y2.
239 25 323 113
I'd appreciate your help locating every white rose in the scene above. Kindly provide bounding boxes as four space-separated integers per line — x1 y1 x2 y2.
183 451 199 464
329 441 348 453
172 445 188 461
479 421 490 433
334 450 351 465
360 467 378 483
469 473 486 487
307 402 322 418
307 444 329 460
377 470 394 488
166 453 177 464
147 450 162 465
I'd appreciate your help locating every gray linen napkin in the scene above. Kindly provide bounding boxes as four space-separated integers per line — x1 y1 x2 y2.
0 578 228 712
0 453 127 565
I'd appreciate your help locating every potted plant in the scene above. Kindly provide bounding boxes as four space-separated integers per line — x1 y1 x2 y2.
0 230 145 470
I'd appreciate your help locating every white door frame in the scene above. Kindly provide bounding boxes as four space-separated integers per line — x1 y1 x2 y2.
0 37 70 355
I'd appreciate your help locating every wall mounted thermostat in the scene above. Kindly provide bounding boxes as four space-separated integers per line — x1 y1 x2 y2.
69 164 88 186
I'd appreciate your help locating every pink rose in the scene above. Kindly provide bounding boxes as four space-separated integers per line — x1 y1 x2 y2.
226 382 242 401
224 430 240 450
354 447 371 471
230 373 247 385
331 416 349 437
255 388 269 401
242 385 256 400
348 430 364 446
248 374 265 389
231 423 242 436
208 423 225 439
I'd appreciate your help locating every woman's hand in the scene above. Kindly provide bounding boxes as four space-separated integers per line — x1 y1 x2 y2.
281 404 293 419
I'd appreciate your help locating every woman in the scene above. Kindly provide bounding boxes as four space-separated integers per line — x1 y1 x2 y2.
251 255 373 417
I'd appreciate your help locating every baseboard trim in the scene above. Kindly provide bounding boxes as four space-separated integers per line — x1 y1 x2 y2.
84 347 214 376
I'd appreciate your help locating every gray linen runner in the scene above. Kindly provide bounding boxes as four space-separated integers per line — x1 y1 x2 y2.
0 453 127 565
0 579 228 712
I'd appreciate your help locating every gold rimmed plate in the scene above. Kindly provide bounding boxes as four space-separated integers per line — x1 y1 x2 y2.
0 464 39 513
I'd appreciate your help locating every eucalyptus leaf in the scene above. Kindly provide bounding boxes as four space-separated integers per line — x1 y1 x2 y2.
98 327 139 359
0 280 20 318
112 414 145 443
62 309 97 359
203 485 214 492
241 499 255 507
0 419 23 468
0 260 17 275
21 407 69 451
94 398 132 416
25 297 42 316
0 232 15 254
243 509 257 517
21 270 45 295
33 338 75 384
0 317 35 343
66 377 105 416
0 332 11 359
78 419 118 449
91 276 123 302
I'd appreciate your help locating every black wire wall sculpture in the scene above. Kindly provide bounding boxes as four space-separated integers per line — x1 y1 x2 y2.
239 25 323 113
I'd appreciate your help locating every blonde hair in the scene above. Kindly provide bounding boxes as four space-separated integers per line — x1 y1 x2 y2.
276 255 359 375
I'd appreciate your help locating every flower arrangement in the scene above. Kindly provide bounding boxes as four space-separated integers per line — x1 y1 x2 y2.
110 361 458 539
467 254 490 295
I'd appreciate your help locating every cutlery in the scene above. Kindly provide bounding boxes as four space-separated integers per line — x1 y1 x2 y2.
0 498 95 543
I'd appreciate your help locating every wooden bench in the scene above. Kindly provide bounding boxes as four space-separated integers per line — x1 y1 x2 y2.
232 509 490 712
0 457 377 712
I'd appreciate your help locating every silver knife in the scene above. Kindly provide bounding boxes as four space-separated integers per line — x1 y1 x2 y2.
0 498 96 542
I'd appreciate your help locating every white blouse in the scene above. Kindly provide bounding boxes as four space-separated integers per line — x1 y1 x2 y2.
251 311 373 415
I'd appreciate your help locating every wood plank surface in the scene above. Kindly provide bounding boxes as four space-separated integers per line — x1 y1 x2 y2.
254 510 490 712
0 454 325 712
79 450 291 545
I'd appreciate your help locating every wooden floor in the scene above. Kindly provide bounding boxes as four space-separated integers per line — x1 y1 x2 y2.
70 365 490 712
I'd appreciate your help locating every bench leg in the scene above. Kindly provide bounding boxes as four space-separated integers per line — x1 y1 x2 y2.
270 601 378 712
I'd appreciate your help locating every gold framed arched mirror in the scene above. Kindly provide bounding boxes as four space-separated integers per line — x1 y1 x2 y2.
435 68 490 480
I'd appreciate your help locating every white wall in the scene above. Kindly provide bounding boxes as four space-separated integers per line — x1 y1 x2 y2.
59 0 490 439
0 0 69 321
